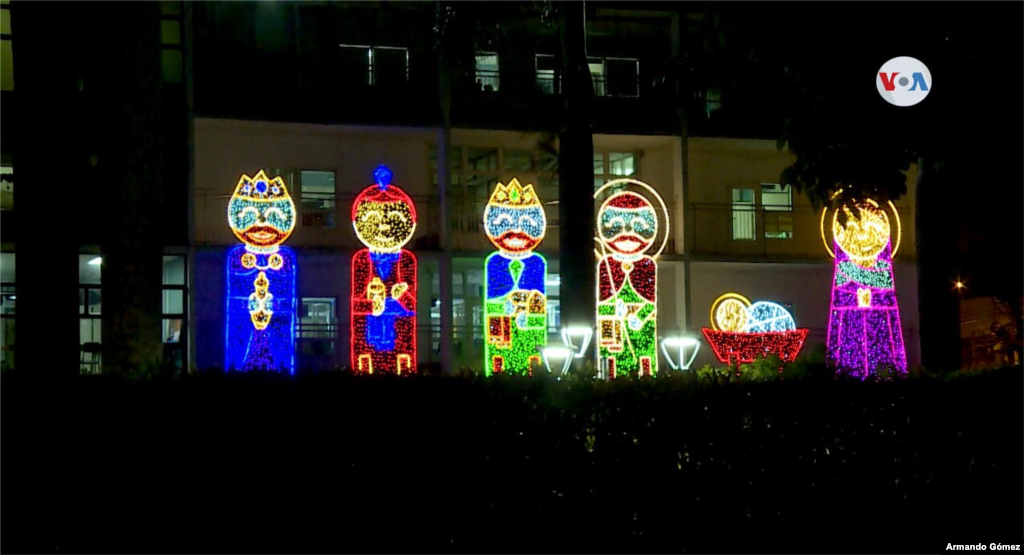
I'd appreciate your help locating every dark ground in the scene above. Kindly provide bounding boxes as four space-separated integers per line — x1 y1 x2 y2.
2 368 1021 554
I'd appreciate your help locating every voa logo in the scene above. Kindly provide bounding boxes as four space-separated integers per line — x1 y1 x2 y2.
877 56 932 107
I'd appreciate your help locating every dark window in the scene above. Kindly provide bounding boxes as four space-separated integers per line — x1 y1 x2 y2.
160 1 184 84
300 170 336 229
1 1 13 91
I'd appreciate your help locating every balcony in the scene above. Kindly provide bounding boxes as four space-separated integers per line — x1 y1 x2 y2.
689 203 826 260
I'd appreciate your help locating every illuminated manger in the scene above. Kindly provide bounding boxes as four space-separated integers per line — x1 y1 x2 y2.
701 293 808 365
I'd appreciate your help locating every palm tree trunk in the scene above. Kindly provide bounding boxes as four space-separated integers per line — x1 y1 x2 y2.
435 3 455 373
98 2 165 375
557 2 596 350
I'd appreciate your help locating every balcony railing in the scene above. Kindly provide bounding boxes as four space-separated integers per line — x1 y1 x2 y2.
689 203 824 259
474 69 499 92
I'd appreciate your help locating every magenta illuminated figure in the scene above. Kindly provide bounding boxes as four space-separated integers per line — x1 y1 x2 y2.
823 198 907 377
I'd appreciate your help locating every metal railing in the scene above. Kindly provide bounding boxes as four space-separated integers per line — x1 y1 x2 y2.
689 203 822 258
474 69 499 92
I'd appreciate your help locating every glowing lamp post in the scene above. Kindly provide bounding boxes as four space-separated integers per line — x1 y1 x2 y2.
560 326 593 359
660 335 701 371
541 346 574 376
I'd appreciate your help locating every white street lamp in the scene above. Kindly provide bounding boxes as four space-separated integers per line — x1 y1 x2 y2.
660 335 701 371
541 346 574 376
560 326 593 359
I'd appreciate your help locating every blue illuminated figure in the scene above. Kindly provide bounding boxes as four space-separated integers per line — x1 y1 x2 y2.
225 170 298 373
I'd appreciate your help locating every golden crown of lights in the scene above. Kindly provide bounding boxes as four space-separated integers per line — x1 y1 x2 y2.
233 170 292 202
488 178 541 208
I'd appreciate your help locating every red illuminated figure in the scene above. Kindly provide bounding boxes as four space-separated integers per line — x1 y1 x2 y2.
596 189 663 379
350 166 417 374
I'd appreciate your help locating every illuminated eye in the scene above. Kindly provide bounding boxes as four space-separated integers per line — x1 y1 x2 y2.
388 211 408 222
519 215 535 226
495 213 514 225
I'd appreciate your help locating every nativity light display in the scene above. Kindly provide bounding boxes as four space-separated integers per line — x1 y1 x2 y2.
483 178 547 376
594 179 670 379
701 292 808 365
225 170 297 373
350 165 417 374
822 197 907 377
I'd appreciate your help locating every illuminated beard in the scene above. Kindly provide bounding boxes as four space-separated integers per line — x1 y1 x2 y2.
354 200 416 252
598 205 657 258
607 234 651 255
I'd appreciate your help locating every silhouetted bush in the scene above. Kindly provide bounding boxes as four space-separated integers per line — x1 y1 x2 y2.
2 366 1020 553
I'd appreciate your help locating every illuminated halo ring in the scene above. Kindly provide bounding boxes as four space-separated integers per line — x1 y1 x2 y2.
593 178 672 259
710 292 752 332
820 198 902 260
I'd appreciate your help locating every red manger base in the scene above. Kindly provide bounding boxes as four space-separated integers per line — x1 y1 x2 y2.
700 328 809 365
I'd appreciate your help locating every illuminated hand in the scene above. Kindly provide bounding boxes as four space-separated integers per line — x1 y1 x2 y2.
367 277 386 316
391 282 408 301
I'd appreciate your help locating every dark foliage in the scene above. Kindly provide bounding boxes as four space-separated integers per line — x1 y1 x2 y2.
3 367 1020 554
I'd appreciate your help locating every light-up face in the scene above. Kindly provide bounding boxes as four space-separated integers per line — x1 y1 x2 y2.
484 179 547 258
484 205 546 255
833 201 890 265
352 185 417 252
228 171 296 251
598 192 658 257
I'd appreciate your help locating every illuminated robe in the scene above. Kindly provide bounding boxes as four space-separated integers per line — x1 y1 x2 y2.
484 252 546 375
351 248 417 374
225 245 297 372
597 255 657 378
826 240 907 377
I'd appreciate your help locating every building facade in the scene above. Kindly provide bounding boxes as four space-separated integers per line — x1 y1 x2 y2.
0 1 922 374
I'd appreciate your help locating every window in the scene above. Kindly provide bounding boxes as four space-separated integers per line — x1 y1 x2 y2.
503 150 533 172
298 297 336 369
0 252 13 371
588 58 605 97
605 58 640 97
535 54 559 94
535 55 639 97
475 52 499 92
593 152 637 190
1 165 11 211
762 183 794 239
299 170 336 229
160 1 183 84
339 44 409 86
79 255 102 374
704 87 722 119
546 273 561 333
1 1 12 91
732 188 756 241
162 255 187 370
